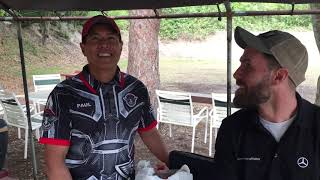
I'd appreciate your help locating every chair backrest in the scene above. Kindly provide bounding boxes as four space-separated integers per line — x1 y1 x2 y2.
32 74 61 92
211 93 239 128
0 88 12 100
156 90 194 126
0 92 27 128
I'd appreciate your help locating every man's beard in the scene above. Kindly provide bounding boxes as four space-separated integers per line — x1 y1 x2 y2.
233 75 272 108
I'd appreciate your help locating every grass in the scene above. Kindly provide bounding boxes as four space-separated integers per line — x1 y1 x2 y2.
17 47 319 101
16 58 229 89
27 65 81 76
4 56 318 89
159 58 228 84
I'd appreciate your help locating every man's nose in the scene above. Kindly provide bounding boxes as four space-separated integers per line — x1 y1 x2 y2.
233 67 241 80
98 39 111 47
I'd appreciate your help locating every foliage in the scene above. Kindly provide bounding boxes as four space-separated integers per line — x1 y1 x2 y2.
88 11 129 33
160 5 225 40
69 4 312 40
0 10 6 16
0 3 314 41
14 11 90 40
232 3 312 31
160 3 312 40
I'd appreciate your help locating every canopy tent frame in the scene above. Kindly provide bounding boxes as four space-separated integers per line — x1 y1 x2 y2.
1 1 320 179
0 0 318 11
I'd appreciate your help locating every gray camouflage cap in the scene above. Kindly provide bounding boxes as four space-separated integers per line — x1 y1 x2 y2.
235 26 308 87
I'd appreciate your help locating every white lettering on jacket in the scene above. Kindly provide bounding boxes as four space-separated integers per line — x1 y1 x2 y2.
237 157 261 161
77 102 92 108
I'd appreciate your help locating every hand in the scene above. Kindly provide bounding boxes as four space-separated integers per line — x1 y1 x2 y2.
154 161 175 179
154 161 168 171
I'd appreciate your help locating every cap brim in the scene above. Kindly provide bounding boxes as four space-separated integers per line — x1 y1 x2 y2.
234 26 271 54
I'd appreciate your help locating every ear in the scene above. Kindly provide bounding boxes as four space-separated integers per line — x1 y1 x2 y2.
80 42 86 56
272 68 289 85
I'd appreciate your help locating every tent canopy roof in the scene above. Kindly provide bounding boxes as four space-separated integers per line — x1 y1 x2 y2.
0 0 316 11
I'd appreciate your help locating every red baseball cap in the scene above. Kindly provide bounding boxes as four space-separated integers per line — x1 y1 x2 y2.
82 15 121 42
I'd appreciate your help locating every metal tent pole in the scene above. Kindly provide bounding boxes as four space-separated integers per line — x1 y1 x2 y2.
1 9 320 21
224 1 232 116
16 21 38 180
1 3 39 178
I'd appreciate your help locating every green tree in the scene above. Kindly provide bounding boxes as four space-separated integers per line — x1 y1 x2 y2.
0 10 5 16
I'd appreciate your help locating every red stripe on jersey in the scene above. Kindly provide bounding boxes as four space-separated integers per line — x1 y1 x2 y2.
39 137 70 146
79 73 97 94
138 120 158 133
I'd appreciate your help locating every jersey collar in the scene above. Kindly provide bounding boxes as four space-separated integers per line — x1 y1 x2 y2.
79 64 125 94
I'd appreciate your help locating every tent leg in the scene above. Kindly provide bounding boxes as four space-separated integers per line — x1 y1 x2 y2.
16 21 38 180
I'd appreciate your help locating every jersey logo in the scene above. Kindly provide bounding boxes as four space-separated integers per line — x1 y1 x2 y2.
77 102 92 108
42 108 57 131
297 157 308 168
123 93 138 107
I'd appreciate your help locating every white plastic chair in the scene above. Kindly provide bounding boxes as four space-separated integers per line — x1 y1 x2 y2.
0 87 35 114
0 92 42 159
208 93 239 156
32 74 61 92
156 90 208 153
32 74 61 111
0 86 5 117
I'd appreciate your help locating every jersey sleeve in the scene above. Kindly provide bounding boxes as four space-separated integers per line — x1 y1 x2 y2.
137 85 157 133
39 89 71 146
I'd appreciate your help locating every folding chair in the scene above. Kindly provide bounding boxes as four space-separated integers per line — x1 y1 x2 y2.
0 92 42 159
0 87 34 115
32 74 61 111
156 90 208 153
32 74 61 92
208 93 239 156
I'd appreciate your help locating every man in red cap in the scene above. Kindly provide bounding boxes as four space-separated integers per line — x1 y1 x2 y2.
213 26 320 180
39 15 169 180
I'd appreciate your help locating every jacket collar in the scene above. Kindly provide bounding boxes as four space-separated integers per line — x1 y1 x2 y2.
248 93 312 129
79 64 125 94
290 93 314 129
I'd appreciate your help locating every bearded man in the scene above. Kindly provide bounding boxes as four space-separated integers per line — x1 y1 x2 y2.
213 27 320 180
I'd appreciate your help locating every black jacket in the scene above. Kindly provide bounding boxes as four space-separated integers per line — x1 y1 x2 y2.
214 94 320 180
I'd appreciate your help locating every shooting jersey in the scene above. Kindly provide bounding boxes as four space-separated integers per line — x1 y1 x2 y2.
39 65 157 180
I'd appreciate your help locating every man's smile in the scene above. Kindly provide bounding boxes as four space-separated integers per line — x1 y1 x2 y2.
98 52 111 57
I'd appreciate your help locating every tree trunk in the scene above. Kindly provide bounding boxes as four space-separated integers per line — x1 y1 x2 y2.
310 4 320 51
310 4 320 104
128 10 161 108
40 21 50 45
39 12 50 45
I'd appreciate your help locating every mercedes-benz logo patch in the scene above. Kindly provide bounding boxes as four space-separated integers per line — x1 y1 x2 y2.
123 93 138 108
297 157 308 168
